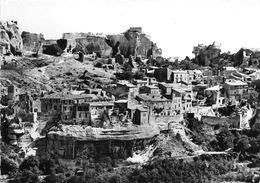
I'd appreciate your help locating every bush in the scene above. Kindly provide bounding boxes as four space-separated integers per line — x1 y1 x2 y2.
10 170 40 183
20 156 40 173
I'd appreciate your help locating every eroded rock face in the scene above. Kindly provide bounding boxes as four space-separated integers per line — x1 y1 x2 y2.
37 133 156 160
21 31 44 52
107 28 162 58
61 28 162 58
34 125 159 160
0 20 23 55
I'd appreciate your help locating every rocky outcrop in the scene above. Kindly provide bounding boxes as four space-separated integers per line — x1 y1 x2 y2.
106 28 162 58
61 28 162 58
34 124 159 159
21 31 44 52
62 32 111 57
42 40 63 56
70 36 112 57
0 20 23 55
2 116 25 146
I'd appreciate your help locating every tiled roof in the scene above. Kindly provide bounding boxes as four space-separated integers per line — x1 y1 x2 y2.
136 106 148 112
143 85 158 89
42 92 99 100
205 85 222 91
89 102 114 106
225 79 248 86
41 92 66 99
137 94 169 102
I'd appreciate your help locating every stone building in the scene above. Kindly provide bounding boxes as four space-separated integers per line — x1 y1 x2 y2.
133 107 149 125
223 79 248 102
135 94 172 116
139 85 160 95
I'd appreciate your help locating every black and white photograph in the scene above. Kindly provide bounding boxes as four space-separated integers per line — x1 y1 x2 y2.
1 0 260 182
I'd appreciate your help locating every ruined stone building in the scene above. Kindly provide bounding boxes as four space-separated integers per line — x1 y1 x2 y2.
192 42 221 66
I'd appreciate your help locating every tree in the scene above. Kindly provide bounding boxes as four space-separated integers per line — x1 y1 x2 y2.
39 156 56 175
11 170 40 183
0 95 9 106
133 71 145 80
42 174 67 183
20 156 40 173
234 135 250 153
216 127 235 150
1 154 19 175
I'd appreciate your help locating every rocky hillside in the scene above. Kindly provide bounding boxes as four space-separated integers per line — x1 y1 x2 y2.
0 20 23 55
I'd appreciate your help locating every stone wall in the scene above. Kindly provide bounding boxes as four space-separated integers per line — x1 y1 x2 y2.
150 114 184 124
202 116 240 128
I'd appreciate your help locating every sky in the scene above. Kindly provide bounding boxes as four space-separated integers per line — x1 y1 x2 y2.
1 0 260 58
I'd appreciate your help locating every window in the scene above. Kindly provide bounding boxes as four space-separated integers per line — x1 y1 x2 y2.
45 105 47 110
54 105 57 110
64 106 67 111
143 113 146 117
79 113 81 118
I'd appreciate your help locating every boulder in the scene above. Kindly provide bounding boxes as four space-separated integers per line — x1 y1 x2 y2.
21 31 44 52
57 39 67 51
115 54 124 65
0 20 23 55
42 44 63 56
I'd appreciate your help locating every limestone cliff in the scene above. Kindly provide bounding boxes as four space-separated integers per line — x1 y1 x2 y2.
0 20 23 55
107 28 162 58
62 28 162 58
34 124 160 159
21 31 44 52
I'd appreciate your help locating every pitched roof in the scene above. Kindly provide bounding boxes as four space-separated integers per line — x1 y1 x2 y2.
137 94 169 102
89 101 114 106
225 79 248 86
205 85 222 91
142 85 159 89
42 92 99 100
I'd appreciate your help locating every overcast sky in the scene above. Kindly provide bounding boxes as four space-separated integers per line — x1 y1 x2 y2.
1 0 260 58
